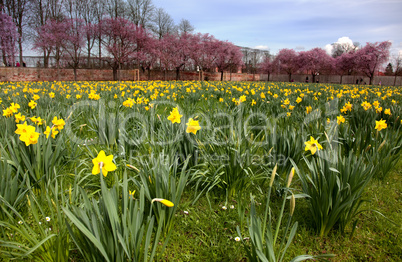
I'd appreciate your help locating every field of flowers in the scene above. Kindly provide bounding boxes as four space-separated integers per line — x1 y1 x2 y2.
0 80 401 261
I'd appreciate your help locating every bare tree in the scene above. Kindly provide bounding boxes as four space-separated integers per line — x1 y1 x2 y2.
126 0 154 29
177 18 194 34
28 0 65 67
392 53 402 86
151 7 176 39
1 0 30 63
105 0 127 19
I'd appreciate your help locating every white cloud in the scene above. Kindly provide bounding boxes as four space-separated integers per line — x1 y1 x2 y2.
325 37 357 55
254 45 269 50
325 44 333 55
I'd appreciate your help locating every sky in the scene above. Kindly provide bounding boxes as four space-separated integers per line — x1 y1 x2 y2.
153 0 402 56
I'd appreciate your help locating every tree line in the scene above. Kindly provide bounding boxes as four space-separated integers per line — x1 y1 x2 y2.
1 0 401 83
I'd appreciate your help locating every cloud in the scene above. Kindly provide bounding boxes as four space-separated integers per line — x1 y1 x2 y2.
325 37 357 55
254 45 269 50
325 44 333 55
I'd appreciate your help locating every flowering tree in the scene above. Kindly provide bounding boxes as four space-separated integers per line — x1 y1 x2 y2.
273 49 299 82
258 54 274 81
213 41 243 81
100 17 149 80
298 48 334 83
189 33 221 80
62 19 87 80
355 41 392 85
335 52 357 84
33 19 71 69
139 36 159 80
0 12 19 66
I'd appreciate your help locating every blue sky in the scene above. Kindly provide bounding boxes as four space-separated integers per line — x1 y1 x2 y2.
153 0 402 55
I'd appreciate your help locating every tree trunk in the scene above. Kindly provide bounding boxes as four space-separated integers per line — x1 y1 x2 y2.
340 75 343 84
394 73 397 86
176 67 180 80
267 71 270 82
74 67 77 81
220 70 224 81
288 73 292 82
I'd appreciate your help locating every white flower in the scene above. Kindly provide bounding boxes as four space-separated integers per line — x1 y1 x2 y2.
45 217 51 222
230 205 235 209
234 236 241 242
184 211 189 215
39 222 42 225
222 206 227 210
18 220 23 225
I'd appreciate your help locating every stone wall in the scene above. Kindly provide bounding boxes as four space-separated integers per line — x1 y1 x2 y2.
2 67 400 85
0 67 259 82
261 73 402 86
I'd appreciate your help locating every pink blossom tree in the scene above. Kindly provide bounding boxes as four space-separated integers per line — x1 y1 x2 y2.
213 40 243 81
335 52 357 84
258 54 274 81
355 41 391 85
273 48 299 82
62 19 87 80
33 19 70 69
0 12 19 66
298 48 334 83
189 33 221 80
99 17 149 80
158 32 195 80
139 36 159 80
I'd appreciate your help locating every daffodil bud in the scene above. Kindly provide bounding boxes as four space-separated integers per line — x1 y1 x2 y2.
290 193 295 216
286 168 295 188
151 198 174 207
269 164 277 187
377 140 386 152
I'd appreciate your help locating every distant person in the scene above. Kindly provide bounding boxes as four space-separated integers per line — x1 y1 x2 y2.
16 62 20 67
356 79 359 84
305 76 309 83
23 61 26 67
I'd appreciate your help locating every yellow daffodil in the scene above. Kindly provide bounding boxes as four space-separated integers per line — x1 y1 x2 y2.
92 150 117 177
384 108 391 115
337 115 345 125
375 119 387 131
52 117 66 130
28 100 37 109
306 106 312 114
10 103 20 113
151 198 174 207
186 118 201 135
3 107 13 117
15 122 35 136
304 136 323 155
167 107 183 124
49 92 55 98
33 94 40 100
14 113 25 123
44 126 59 139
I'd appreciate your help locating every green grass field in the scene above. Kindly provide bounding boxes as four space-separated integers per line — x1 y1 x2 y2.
0 80 401 261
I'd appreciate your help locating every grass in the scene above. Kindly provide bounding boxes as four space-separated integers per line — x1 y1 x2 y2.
1 80 401 261
163 163 402 262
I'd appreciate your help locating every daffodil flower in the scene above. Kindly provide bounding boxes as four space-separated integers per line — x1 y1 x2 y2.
167 107 182 124
375 119 387 131
304 136 323 155
92 150 117 177
186 118 201 135
151 198 174 207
